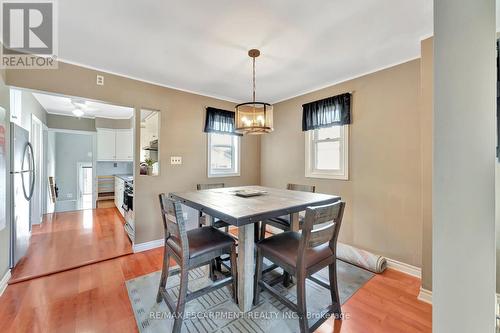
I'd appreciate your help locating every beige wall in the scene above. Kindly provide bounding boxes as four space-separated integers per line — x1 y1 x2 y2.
420 38 433 291
6 62 261 244
95 117 132 129
47 114 132 131
261 59 423 267
47 114 95 131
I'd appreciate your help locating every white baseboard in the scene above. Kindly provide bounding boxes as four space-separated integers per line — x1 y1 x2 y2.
133 238 164 253
0 270 11 296
385 258 422 278
417 287 432 304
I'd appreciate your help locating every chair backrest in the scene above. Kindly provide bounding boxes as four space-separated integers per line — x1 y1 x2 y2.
299 201 345 253
158 193 189 252
196 184 225 218
197 183 225 190
287 183 316 193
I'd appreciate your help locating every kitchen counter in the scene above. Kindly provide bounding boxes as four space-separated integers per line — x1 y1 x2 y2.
115 174 133 185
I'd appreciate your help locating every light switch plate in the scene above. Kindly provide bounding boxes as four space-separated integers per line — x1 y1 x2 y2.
96 75 104 85
170 156 182 165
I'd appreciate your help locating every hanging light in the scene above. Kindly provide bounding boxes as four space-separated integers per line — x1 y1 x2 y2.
72 108 84 117
235 49 273 135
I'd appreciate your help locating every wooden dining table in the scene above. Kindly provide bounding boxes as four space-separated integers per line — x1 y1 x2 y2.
169 185 341 312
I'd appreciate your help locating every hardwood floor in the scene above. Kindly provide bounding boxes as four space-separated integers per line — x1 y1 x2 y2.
0 245 432 333
2 213 431 332
9 208 133 284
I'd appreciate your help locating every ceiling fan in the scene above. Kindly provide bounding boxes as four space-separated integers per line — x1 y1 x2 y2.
71 99 97 117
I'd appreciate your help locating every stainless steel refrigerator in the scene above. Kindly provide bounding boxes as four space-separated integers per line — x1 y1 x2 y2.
10 123 35 268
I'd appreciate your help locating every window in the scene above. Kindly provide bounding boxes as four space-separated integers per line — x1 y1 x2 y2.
305 125 348 180
208 133 240 177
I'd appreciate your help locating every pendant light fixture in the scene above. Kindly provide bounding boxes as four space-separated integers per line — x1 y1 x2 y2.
235 49 273 134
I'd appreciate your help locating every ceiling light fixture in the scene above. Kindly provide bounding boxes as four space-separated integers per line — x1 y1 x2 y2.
235 49 273 135
72 109 84 117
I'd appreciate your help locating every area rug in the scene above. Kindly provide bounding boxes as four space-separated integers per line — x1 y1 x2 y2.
126 260 374 333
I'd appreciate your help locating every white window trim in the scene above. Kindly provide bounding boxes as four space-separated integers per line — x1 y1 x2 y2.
207 133 241 178
305 125 349 180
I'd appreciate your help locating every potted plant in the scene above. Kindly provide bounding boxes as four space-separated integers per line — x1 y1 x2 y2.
144 158 154 175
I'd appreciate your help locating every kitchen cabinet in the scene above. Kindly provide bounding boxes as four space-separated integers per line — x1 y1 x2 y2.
115 130 133 160
97 129 116 161
97 128 133 161
114 176 125 216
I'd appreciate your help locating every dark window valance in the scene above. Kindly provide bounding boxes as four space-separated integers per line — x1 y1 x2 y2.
302 93 351 131
204 107 242 136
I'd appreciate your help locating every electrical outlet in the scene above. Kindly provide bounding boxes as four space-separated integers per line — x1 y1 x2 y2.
96 75 104 85
170 156 182 165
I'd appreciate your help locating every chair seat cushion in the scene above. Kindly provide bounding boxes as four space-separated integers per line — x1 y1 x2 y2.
257 231 333 269
167 226 235 259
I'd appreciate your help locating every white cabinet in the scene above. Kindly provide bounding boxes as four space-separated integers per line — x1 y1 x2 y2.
114 176 125 216
97 128 133 161
97 129 116 161
115 130 133 160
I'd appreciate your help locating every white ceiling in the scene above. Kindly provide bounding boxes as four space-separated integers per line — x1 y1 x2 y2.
58 1 433 103
33 92 134 119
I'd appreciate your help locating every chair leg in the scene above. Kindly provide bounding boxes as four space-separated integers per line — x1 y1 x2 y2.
329 262 342 316
215 257 222 272
283 271 291 288
156 248 170 303
296 272 309 333
254 221 260 242
230 244 238 304
253 247 264 305
172 268 189 333
209 259 217 281
259 221 267 241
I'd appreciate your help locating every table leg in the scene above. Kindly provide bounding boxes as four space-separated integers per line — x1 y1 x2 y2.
237 224 255 312
290 212 300 232
205 215 216 281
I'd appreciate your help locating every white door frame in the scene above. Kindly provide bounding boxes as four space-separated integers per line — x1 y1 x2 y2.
30 114 43 225
76 162 93 210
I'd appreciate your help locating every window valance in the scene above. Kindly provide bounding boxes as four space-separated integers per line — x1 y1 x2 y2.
302 93 351 131
204 107 242 136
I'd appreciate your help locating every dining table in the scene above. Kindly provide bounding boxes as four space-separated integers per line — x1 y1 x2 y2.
169 185 341 312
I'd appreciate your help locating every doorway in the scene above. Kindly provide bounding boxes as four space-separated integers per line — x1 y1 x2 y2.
77 162 93 210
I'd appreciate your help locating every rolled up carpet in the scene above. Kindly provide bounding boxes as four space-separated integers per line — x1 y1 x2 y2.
336 242 387 274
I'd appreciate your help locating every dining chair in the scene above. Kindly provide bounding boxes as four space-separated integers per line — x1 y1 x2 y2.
254 201 345 333
262 183 316 233
260 183 316 286
196 183 235 279
157 194 238 333
196 183 231 231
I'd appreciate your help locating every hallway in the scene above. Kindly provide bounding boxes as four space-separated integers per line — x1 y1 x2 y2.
9 208 132 284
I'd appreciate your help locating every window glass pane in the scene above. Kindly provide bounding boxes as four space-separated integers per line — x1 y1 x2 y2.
211 133 232 146
316 141 340 170
210 134 234 171
317 126 340 140
211 145 233 169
